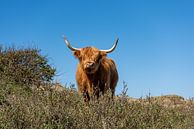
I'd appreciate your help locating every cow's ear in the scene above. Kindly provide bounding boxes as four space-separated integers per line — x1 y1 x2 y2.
73 50 81 59
100 51 107 57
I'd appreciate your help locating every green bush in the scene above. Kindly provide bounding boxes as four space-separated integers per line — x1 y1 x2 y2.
0 45 56 86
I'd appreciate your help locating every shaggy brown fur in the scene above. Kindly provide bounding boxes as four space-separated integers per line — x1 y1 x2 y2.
73 47 118 101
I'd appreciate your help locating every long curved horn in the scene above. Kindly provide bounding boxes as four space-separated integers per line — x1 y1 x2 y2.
64 36 81 51
101 38 119 53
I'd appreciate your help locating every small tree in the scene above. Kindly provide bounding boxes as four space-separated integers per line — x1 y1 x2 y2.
0 45 56 86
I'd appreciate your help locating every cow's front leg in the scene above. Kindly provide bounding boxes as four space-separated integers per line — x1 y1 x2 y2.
92 81 100 99
82 90 90 102
78 83 90 102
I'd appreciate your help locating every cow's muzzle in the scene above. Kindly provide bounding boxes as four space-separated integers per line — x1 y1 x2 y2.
86 62 95 68
85 62 97 74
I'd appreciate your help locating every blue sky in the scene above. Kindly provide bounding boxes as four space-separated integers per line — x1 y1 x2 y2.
0 0 194 98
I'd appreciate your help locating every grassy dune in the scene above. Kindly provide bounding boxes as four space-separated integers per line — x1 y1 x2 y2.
0 82 193 129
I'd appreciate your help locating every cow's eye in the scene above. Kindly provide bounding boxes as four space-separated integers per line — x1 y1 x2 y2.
79 56 84 61
95 55 101 62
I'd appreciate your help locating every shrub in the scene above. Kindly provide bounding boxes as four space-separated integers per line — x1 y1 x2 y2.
0 82 193 129
0 45 56 86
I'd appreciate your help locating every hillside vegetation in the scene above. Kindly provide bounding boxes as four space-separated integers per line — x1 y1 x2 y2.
0 46 194 129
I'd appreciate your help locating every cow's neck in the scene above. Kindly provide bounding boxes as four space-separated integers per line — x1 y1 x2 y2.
87 71 99 81
86 69 101 86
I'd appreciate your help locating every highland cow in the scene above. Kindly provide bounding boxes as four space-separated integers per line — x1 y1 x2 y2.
64 37 119 101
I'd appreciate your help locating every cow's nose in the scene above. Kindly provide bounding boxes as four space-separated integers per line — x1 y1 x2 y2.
86 62 95 68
